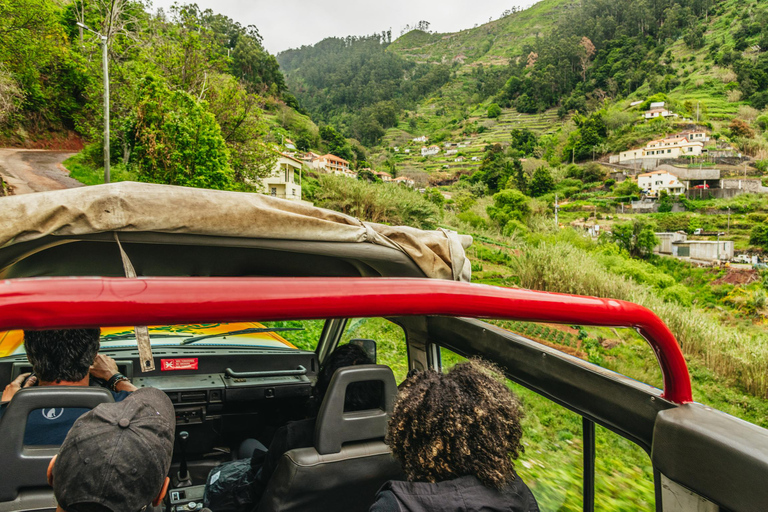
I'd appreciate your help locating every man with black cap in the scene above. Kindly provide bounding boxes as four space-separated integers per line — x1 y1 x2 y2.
47 387 176 512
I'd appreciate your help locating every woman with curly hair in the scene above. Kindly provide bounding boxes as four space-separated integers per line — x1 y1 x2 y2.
370 359 538 512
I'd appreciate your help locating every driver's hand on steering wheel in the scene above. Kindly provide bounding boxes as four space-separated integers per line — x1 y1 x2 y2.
1 372 37 403
90 354 120 381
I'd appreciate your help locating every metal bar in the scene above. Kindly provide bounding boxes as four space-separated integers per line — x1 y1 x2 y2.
0 276 693 403
224 366 306 379
583 417 595 512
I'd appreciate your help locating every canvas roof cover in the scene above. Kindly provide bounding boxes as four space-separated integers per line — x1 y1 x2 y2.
0 182 472 281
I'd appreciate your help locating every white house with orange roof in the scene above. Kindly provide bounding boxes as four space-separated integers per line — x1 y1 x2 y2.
637 170 686 196
313 154 351 175
373 170 392 182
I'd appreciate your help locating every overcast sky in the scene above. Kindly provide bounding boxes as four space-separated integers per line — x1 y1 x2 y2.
149 0 532 54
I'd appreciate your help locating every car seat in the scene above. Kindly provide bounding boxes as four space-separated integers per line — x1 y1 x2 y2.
0 387 114 511
256 364 405 512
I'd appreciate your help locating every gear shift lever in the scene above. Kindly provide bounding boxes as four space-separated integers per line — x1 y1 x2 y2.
175 431 192 488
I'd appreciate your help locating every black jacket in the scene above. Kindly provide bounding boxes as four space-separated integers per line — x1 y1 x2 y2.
369 475 539 512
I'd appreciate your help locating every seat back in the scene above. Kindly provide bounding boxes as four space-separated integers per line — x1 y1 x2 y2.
257 364 405 512
0 387 114 502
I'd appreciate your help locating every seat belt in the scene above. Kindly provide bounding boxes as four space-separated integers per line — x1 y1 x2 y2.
114 233 155 372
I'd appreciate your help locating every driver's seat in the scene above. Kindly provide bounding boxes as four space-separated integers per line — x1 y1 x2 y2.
0 387 114 511
256 365 405 512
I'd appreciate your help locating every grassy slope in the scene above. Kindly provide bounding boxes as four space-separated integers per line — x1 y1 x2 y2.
389 0 574 67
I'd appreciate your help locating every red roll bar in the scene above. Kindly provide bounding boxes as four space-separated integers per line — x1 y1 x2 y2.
0 277 692 404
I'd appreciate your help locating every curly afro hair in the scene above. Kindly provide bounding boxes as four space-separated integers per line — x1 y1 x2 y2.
386 358 524 489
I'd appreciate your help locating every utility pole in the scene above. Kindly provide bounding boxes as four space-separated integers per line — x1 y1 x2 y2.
727 207 730 233
77 22 110 183
102 34 110 183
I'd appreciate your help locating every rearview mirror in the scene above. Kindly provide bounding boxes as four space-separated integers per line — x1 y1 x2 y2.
349 338 377 363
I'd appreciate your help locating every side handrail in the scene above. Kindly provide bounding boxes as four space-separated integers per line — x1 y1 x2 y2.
0 277 692 404
224 366 307 379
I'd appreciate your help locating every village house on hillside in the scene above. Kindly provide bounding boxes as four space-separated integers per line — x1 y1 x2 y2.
643 101 678 120
637 170 686 196
373 171 392 182
392 176 415 187
413 135 428 143
421 145 440 157
610 136 704 164
313 153 351 176
262 153 306 202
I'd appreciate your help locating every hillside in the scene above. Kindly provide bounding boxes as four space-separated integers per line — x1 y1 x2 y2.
388 0 575 67
280 0 768 181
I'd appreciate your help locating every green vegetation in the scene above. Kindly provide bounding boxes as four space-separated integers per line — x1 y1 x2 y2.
277 34 451 145
309 173 439 230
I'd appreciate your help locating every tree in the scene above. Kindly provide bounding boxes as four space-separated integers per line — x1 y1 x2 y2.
487 103 502 118
132 76 233 189
204 73 276 183
487 189 531 230
578 37 596 82
510 158 527 194
749 224 768 249
510 128 538 156
729 119 754 138
424 188 445 208
610 219 659 258
472 144 511 193
529 167 555 197
612 179 642 198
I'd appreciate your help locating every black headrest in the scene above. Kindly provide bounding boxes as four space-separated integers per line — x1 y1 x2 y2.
0 387 114 502
314 365 397 455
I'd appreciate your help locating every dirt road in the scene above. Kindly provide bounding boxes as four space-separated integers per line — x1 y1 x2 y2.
0 148 82 195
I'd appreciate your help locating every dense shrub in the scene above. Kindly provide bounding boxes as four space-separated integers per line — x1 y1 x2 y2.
132 77 233 189
315 174 439 229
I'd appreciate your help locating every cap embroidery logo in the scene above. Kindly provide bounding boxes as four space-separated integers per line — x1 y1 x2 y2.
42 408 65 420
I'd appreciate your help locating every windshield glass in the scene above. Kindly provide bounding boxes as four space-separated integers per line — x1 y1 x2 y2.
0 320 325 357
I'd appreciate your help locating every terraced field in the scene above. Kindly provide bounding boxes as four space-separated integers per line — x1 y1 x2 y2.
375 106 564 181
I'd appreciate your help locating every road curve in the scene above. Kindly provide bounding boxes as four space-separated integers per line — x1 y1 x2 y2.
0 148 82 195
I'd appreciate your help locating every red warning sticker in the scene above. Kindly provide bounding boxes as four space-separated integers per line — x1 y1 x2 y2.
161 358 198 371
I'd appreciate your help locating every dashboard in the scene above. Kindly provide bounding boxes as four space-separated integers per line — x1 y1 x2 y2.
0 346 319 462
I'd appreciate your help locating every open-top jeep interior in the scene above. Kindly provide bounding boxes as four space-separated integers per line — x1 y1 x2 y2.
0 184 766 512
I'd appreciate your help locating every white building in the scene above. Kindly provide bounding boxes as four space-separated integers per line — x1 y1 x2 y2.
446 149 458 156
263 154 303 201
672 241 734 262
313 153 351 175
637 170 686 196
392 176 415 187
615 137 704 163
413 135 428 143
421 145 440 157
373 170 392 182
644 108 678 120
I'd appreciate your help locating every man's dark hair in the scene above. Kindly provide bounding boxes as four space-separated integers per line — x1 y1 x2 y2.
24 329 101 383
309 343 377 414
386 359 524 489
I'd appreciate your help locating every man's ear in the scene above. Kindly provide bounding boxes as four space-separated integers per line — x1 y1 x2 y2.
46 455 57 487
152 477 170 507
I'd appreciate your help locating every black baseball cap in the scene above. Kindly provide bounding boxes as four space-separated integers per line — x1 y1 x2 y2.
52 388 176 512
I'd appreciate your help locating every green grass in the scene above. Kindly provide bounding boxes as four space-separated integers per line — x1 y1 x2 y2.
62 152 137 185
